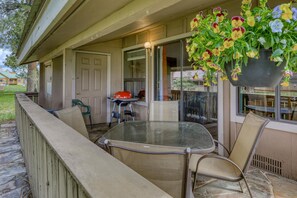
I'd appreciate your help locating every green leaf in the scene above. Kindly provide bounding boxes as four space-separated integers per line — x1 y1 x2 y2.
243 55 248 66
271 49 284 57
270 34 274 47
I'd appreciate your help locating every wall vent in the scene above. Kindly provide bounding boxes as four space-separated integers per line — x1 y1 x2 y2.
251 154 282 175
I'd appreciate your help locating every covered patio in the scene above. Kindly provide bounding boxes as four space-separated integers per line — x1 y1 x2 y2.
3 93 296 197
13 0 297 197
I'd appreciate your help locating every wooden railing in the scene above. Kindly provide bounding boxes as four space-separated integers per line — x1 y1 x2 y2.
15 93 170 198
24 92 39 104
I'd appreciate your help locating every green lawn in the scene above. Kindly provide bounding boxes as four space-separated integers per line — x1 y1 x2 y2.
0 85 26 123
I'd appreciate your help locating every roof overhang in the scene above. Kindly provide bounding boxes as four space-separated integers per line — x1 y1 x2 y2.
17 0 229 64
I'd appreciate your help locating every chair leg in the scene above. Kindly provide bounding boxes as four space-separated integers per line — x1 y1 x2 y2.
89 115 92 129
192 172 198 191
239 181 243 193
242 175 253 198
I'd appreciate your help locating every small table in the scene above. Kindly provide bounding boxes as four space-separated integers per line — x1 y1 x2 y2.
108 97 138 126
102 121 215 154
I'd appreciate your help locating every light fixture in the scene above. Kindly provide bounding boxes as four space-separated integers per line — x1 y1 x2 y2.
144 42 151 49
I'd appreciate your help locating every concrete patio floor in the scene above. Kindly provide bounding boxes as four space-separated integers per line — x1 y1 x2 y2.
194 168 297 197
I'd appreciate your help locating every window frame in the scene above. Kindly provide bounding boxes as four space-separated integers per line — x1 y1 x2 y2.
237 85 297 124
122 45 149 106
231 85 297 134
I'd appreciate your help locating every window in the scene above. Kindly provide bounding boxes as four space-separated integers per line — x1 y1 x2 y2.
123 49 146 101
238 72 297 122
154 40 218 139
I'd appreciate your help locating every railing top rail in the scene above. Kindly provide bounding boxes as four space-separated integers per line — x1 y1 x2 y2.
16 93 170 198
24 92 39 95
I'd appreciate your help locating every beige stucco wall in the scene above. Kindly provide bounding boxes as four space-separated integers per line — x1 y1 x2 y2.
52 56 63 110
39 58 63 110
38 63 46 108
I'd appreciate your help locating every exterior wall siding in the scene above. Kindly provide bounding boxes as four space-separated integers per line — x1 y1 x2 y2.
52 56 63 110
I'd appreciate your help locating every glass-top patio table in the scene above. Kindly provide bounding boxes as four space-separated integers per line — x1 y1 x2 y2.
101 121 215 198
102 121 215 154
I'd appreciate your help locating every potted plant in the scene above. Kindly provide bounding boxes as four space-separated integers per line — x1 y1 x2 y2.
187 0 297 87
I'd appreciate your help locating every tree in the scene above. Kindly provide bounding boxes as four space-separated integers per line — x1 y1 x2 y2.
0 0 38 91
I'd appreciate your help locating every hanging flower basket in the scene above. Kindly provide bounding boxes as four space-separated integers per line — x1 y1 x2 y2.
186 0 297 87
225 49 285 87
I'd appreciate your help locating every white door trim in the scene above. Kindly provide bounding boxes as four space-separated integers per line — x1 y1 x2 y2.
74 50 111 123
217 74 224 154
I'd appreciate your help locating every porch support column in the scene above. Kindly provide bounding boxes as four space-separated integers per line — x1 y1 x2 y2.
63 48 75 108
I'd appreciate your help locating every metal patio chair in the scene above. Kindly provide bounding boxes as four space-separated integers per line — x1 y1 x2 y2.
104 140 192 198
189 111 269 197
72 99 92 129
149 101 179 121
54 106 89 139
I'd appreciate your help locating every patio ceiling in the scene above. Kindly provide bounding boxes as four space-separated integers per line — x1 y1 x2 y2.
18 0 228 64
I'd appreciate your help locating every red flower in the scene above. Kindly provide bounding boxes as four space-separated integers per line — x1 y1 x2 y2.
231 16 245 27
232 16 244 21
224 38 233 41
193 18 198 22
231 27 245 40
212 22 218 28
213 7 222 14
232 27 246 33
216 13 225 22
212 22 220 33
206 49 212 56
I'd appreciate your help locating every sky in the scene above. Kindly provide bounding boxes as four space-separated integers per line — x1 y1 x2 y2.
0 48 11 71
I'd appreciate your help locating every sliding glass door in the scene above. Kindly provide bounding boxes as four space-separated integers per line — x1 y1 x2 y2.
154 40 218 139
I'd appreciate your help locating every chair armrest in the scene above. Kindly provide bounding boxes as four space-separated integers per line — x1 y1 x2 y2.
81 104 91 113
192 153 244 191
213 140 230 156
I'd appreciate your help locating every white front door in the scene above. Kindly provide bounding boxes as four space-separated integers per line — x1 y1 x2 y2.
76 53 108 124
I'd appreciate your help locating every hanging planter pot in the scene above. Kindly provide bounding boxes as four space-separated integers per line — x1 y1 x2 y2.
225 49 285 87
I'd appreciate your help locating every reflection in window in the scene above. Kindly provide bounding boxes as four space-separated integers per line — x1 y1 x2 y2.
280 73 297 121
238 73 297 122
123 49 146 101
238 87 276 119
154 40 218 140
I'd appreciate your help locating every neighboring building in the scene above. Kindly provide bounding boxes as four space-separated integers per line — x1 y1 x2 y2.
0 71 18 85
17 0 297 181
0 71 26 86
0 73 6 86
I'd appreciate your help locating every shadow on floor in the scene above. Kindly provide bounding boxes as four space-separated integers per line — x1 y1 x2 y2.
86 122 117 143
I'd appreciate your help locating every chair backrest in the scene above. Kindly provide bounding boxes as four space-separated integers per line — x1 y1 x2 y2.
72 99 83 106
107 140 188 198
54 106 89 139
229 111 269 172
149 101 179 121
